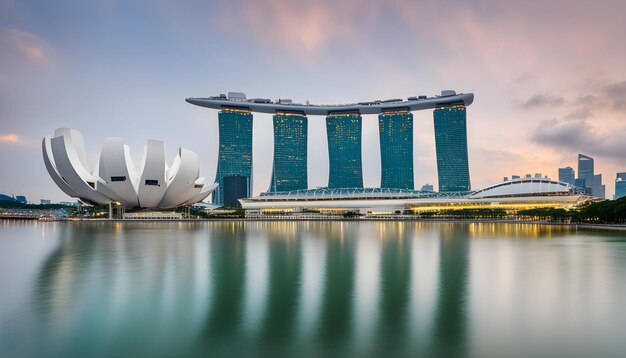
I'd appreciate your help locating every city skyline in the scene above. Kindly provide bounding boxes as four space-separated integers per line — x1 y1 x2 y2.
2 0 626 201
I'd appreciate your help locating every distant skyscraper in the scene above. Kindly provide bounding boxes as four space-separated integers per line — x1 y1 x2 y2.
379 111 413 189
558 166 575 185
615 172 626 200
574 178 590 195
326 113 363 188
593 174 605 199
577 154 594 194
434 105 470 192
214 109 253 205
270 113 307 192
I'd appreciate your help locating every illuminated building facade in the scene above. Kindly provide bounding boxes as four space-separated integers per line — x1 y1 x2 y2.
379 111 413 189
240 177 589 216
214 108 253 205
433 105 470 192
326 113 363 188
271 113 308 192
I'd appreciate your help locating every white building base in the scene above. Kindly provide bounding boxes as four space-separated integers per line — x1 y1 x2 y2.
122 211 182 220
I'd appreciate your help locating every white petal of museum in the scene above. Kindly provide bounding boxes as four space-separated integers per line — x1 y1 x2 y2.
42 128 217 208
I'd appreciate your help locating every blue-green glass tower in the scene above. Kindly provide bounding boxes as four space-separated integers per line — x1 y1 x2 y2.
379 111 414 189
270 113 308 192
433 105 470 192
615 173 626 200
326 113 363 188
214 108 253 205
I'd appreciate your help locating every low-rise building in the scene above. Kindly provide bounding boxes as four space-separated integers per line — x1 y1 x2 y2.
240 177 590 218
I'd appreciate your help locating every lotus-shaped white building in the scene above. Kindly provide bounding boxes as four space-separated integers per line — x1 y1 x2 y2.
42 128 217 208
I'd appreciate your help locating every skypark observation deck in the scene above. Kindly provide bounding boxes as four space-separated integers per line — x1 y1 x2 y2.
186 91 474 206
185 91 474 116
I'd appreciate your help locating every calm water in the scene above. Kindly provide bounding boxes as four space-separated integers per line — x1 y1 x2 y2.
1 221 626 358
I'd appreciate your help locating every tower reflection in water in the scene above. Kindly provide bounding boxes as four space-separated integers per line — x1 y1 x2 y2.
25 221 596 358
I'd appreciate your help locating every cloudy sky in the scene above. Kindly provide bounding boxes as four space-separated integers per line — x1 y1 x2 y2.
1 0 626 202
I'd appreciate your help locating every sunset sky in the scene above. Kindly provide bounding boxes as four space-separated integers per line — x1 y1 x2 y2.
1 0 625 202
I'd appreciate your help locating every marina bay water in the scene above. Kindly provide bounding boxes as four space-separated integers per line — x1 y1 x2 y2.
1 221 626 358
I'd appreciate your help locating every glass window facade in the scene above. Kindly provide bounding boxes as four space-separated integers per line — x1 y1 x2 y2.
270 114 308 192
577 154 595 195
223 175 249 207
615 173 626 200
593 174 605 199
433 105 470 192
378 112 414 189
214 109 253 205
326 114 363 188
558 167 575 185
574 178 591 195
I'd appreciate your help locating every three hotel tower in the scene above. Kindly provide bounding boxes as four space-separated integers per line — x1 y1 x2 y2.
211 105 470 205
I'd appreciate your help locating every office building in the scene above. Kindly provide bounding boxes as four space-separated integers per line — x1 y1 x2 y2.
615 173 626 200
574 178 590 195
379 111 413 189
593 174 605 199
577 154 594 194
558 167 575 185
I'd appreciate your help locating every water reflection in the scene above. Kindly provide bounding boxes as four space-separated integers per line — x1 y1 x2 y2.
258 225 300 351
1 221 626 357
201 223 246 354
363 223 407 357
433 224 469 358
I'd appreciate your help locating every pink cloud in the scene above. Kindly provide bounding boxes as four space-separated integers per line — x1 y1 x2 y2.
0 133 19 143
4 28 54 67
213 0 360 56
